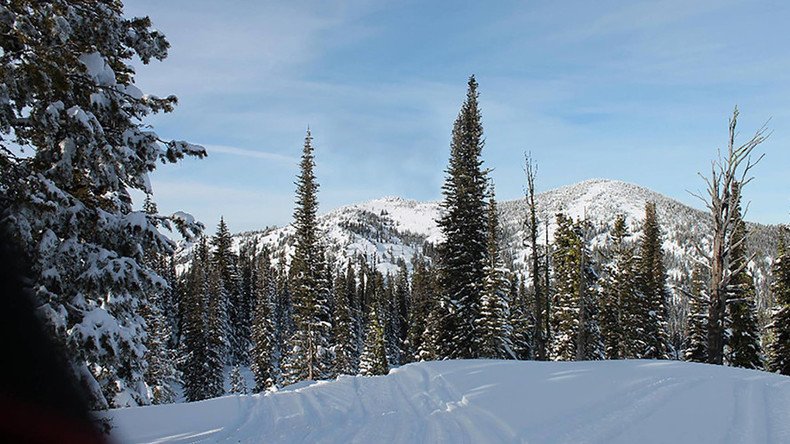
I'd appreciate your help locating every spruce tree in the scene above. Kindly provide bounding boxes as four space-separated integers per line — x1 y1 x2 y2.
393 264 411 364
509 275 533 360
0 1 206 409
205 264 227 398
767 227 790 375
436 75 489 359
181 237 211 402
229 365 248 395
283 129 333 383
550 214 600 361
725 188 762 369
251 248 279 391
551 213 582 361
636 202 670 359
476 189 514 359
212 217 243 364
141 278 178 405
333 266 358 375
684 264 709 363
381 273 402 365
599 215 638 360
410 257 437 361
359 303 389 376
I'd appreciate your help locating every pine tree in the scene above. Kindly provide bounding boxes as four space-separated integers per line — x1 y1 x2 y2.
409 257 437 361
237 239 259 365
212 217 244 364
636 202 670 359
0 1 205 409
684 264 709 363
393 263 411 364
550 214 601 361
181 237 211 402
551 213 581 361
359 304 389 376
599 215 638 360
205 264 227 398
333 265 358 375
767 227 790 375
283 129 333 384
381 273 401 365
436 75 489 359
229 365 248 395
251 248 278 391
725 187 762 369
141 276 178 405
476 189 514 359
509 275 533 360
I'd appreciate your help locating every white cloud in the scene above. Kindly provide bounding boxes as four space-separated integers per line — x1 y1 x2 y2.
203 144 297 163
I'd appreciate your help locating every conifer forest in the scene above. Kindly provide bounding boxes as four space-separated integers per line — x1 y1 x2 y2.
1 2 789 442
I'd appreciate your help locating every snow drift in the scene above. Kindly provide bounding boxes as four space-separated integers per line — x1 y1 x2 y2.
104 359 789 443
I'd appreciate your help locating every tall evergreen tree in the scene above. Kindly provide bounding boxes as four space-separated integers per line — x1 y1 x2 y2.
409 257 437 361
140 275 178 405
599 215 639 360
725 187 762 369
283 129 333 383
636 202 670 359
212 217 244 364
476 189 514 359
181 237 211 402
359 303 389 376
551 213 582 361
251 248 279 391
767 227 790 375
510 275 533 360
204 264 227 398
0 1 206 408
333 265 358 375
435 75 489 359
550 214 600 361
393 263 411 364
229 365 248 395
684 264 709 363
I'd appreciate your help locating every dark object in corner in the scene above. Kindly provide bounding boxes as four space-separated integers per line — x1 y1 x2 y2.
0 232 108 443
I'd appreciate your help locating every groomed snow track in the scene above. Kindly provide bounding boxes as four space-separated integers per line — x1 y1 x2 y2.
105 360 790 443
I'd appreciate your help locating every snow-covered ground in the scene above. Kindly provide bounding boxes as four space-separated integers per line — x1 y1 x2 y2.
104 360 789 443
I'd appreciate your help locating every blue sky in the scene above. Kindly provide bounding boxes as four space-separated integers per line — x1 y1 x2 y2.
125 0 790 233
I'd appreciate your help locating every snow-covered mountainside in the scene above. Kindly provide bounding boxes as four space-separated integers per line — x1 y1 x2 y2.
188 179 779 312
105 359 790 443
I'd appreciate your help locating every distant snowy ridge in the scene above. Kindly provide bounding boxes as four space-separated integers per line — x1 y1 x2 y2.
179 178 781 312
105 359 790 443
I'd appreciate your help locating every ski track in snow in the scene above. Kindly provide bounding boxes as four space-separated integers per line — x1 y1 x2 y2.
105 360 790 444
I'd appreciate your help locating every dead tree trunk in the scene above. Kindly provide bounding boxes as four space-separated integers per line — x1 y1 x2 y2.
692 107 767 365
524 153 546 360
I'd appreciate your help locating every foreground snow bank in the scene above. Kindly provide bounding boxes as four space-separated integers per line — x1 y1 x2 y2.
104 360 790 443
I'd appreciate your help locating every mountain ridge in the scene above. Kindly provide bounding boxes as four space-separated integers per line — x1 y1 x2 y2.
180 178 781 320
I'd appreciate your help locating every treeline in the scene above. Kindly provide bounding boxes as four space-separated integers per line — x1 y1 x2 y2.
2 0 787 410
155 78 790 403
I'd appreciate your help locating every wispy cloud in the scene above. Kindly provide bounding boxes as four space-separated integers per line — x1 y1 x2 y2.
204 144 298 163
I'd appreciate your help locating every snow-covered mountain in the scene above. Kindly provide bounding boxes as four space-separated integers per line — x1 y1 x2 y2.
104 359 790 443
182 178 781 313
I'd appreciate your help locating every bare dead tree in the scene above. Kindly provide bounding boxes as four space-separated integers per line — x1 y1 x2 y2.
523 152 547 360
690 106 769 365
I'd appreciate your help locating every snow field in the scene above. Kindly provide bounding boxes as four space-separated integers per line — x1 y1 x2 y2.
105 359 790 443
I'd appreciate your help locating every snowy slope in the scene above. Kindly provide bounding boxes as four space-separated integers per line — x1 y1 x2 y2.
104 359 790 443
